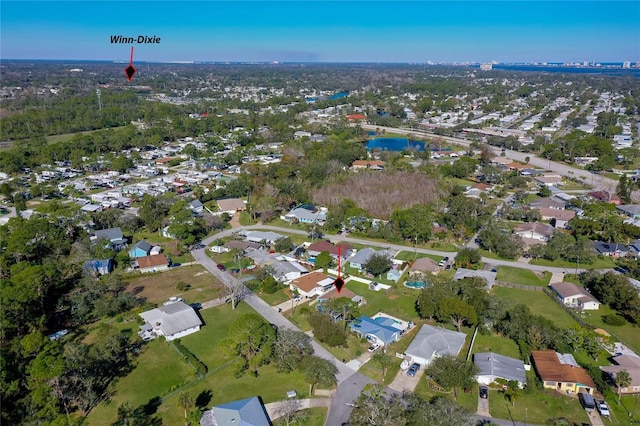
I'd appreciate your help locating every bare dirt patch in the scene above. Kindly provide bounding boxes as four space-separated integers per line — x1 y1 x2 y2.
126 264 222 305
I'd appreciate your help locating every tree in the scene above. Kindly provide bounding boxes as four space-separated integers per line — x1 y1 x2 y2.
349 384 406 426
178 393 195 426
615 370 631 405
455 248 481 268
321 297 360 329
503 381 519 407
371 352 393 377
314 251 334 271
390 204 433 243
274 237 293 253
363 252 393 277
301 355 337 396
307 311 346 347
273 398 303 426
437 297 477 331
405 393 474 426
272 329 313 373
223 314 276 376
425 355 478 400
221 278 251 310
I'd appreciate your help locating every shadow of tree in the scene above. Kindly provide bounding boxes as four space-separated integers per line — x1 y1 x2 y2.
196 390 213 410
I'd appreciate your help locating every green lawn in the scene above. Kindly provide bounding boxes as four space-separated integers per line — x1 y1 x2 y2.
274 407 327 426
492 287 578 329
478 249 516 261
471 333 522 360
86 338 193 425
529 257 615 269
576 303 640 356
86 303 315 426
496 266 551 287
239 211 253 225
488 388 590 425
343 281 419 322
395 251 441 262
320 333 368 363
257 287 291 306
413 376 478 413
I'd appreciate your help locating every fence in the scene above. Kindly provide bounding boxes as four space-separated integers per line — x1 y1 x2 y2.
495 280 544 291
542 287 594 329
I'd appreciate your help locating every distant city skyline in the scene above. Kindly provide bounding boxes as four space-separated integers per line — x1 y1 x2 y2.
1 1 638 63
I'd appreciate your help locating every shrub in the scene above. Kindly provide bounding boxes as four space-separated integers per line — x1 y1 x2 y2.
602 314 628 326
172 339 208 376
176 281 190 291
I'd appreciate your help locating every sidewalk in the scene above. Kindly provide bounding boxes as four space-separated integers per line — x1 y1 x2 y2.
264 398 331 421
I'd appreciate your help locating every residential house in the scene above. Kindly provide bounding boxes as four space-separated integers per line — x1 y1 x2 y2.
404 324 467 367
351 160 385 170
593 242 629 258
617 204 640 220
128 240 153 259
588 190 621 205
539 208 576 229
409 257 440 275
283 206 327 224
549 282 600 310
514 222 555 242
289 271 334 298
93 227 128 251
629 239 640 258
223 240 262 253
135 254 171 273
293 130 312 139
474 352 527 388
386 264 403 282
453 268 497 290
189 199 204 215
530 198 566 210
348 248 393 271
242 231 284 245
349 315 404 346
600 355 640 395
216 198 246 215
84 259 114 275
269 260 308 282
533 175 563 187
138 301 202 342
317 287 366 310
201 396 272 426
307 241 353 259
532 350 597 394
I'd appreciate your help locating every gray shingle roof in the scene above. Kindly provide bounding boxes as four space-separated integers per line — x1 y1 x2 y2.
405 324 466 363
95 227 124 241
201 396 271 426
131 240 153 253
474 352 526 384
139 301 202 338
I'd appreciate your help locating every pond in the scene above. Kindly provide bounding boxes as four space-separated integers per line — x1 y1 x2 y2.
366 138 427 151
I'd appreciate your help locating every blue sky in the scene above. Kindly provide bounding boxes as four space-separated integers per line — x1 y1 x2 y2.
1 1 638 63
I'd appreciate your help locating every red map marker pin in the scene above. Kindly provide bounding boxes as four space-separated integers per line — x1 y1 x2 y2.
334 244 344 293
124 46 136 81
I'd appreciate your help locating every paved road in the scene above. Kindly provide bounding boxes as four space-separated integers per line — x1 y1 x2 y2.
361 124 619 191
219 224 599 274
324 372 375 426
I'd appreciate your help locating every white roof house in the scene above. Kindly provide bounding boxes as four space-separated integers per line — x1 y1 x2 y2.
474 352 527 388
242 231 284 245
453 268 497 290
139 301 202 341
404 324 467 367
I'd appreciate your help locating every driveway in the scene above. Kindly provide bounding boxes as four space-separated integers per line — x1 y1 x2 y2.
588 409 605 426
388 366 424 393
476 388 490 417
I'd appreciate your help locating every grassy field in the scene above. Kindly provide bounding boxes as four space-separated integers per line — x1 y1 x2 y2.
529 257 615 269
576 303 640 355
496 266 551 287
488 388 590 425
87 303 315 426
274 407 327 426
413 376 478 413
492 287 578 329
395 250 441 262
126 264 221 305
343 280 419 322
471 333 522 360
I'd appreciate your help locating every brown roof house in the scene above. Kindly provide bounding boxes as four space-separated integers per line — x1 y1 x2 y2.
514 222 555 242
539 208 576 229
351 160 385 170
549 282 600 311
135 254 171 273
289 271 335 298
409 257 440 275
217 198 246 215
532 350 597 395
600 355 640 395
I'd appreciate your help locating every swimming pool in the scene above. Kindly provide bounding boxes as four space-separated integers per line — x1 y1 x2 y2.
404 282 426 289
366 138 427 151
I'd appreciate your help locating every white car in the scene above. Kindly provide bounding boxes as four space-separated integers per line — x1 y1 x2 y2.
293 296 302 302
597 401 610 417
367 344 381 352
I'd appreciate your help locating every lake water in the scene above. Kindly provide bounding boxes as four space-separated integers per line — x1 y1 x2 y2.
366 138 427 151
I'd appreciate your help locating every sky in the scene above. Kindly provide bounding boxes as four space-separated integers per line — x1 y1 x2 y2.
1 1 639 63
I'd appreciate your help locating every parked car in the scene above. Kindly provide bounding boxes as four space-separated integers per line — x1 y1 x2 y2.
445 264 451 271
368 343 381 353
407 363 420 377
578 392 595 412
479 386 488 399
597 401 610 417
216 264 226 271
293 296 302 302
